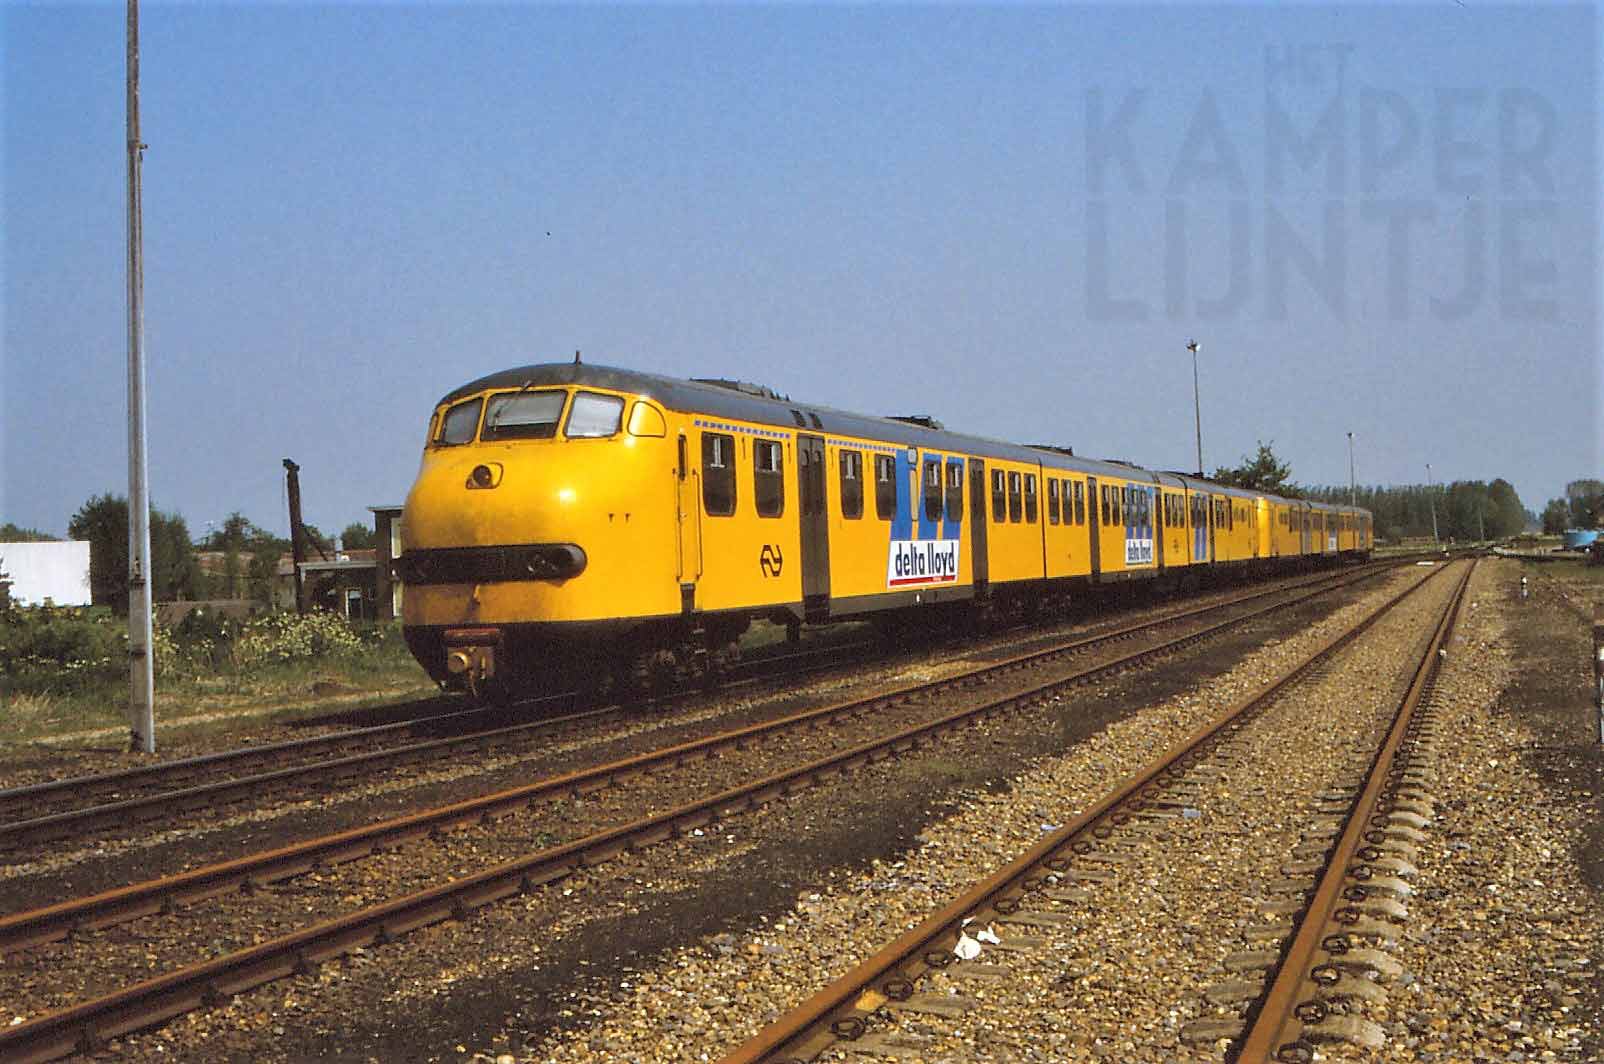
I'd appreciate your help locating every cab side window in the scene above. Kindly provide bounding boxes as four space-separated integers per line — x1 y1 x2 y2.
702 433 736 516
754 439 784 518
875 454 898 520
945 461 964 522
839 449 864 520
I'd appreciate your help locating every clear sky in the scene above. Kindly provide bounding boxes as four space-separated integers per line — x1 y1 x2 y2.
3 2 1598 540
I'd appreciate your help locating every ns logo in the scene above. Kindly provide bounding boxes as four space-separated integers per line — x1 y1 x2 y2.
759 544 783 578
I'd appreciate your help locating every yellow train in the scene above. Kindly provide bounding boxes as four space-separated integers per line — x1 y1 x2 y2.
397 362 1372 697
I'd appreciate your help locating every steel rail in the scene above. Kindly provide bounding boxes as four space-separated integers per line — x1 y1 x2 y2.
716 561 1460 1064
0 561 1392 956
1232 559 1475 1063
0 639 877 849
0 567 1416 1063
0 639 866 814
0 565 1394 853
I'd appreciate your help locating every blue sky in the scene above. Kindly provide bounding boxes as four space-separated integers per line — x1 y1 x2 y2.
3 2 1598 539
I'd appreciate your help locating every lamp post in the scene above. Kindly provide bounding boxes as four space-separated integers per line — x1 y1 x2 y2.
1186 339 1203 476
1347 432 1356 507
1426 463 1440 546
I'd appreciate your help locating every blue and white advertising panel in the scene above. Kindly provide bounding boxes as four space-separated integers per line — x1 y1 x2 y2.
1125 486 1153 566
887 540 961 587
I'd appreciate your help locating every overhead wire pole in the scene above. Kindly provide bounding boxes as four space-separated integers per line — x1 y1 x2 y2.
125 0 156 753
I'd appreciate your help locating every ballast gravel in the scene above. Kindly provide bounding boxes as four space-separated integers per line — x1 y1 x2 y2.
84 567 1417 1062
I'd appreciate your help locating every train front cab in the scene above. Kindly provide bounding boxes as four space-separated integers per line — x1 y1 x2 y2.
400 380 683 691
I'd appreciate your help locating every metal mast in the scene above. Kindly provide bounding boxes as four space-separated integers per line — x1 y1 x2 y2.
126 0 155 753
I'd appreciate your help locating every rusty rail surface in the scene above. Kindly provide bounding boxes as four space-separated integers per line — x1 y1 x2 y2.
717 562 1460 1064
1232 558 1475 1062
0 565 1411 1063
0 639 879 849
0 565 1387 845
0 561 1392 957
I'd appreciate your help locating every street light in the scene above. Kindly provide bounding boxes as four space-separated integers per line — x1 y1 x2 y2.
1426 463 1440 546
1186 340 1203 476
1347 432 1356 507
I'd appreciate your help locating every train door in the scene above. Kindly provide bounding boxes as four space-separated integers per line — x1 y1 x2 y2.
1087 476 1101 578
675 433 702 604
797 434 830 619
969 460 989 593
1153 487 1166 572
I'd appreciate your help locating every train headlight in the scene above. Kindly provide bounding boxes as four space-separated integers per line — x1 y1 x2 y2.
466 463 503 490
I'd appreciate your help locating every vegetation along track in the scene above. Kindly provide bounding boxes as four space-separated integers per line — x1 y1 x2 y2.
0 564 1399 853
0 562 1411 1061
717 559 1471 1064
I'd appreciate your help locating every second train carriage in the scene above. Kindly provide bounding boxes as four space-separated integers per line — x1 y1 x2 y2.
397 363 1372 696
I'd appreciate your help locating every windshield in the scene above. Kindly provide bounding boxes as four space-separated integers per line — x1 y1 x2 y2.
565 391 625 438
436 398 483 446
483 390 566 441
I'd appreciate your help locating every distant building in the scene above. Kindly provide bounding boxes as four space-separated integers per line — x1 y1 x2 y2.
0 541 92 607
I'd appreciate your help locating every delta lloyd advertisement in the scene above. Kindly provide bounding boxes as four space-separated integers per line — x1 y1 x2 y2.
886 539 960 588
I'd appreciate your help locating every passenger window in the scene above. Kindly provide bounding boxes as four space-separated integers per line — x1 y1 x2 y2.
1008 472 1023 523
564 392 625 439
1101 486 1111 525
702 433 736 516
754 439 784 517
993 470 1007 523
437 397 485 446
1024 474 1038 523
875 454 898 521
1074 481 1085 525
1113 487 1123 526
1047 478 1060 525
923 459 943 521
945 461 964 522
839 450 864 520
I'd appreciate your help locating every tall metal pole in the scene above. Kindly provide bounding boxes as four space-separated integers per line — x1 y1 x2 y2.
126 0 155 754
1187 340 1203 476
1347 432 1356 507
1426 462 1440 546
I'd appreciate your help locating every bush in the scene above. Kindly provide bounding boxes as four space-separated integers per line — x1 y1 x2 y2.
0 605 124 692
230 610 364 670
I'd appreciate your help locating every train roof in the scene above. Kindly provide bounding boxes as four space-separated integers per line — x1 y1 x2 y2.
438 363 1369 516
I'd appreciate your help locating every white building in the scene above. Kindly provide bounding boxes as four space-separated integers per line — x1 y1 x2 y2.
0 541 92 607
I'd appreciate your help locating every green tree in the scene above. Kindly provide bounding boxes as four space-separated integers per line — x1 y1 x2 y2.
1566 479 1604 529
1212 441 1300 497
67 494 204 609
1542 498 1572 535
339 522 377 551
1485 479 1527 539
0 523 58 542
195 512 291 605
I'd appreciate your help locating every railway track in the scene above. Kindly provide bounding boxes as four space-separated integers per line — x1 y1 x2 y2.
0 561 1413 1062
716 559 1472 1064
0 638 879 850
0 563 1398 853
